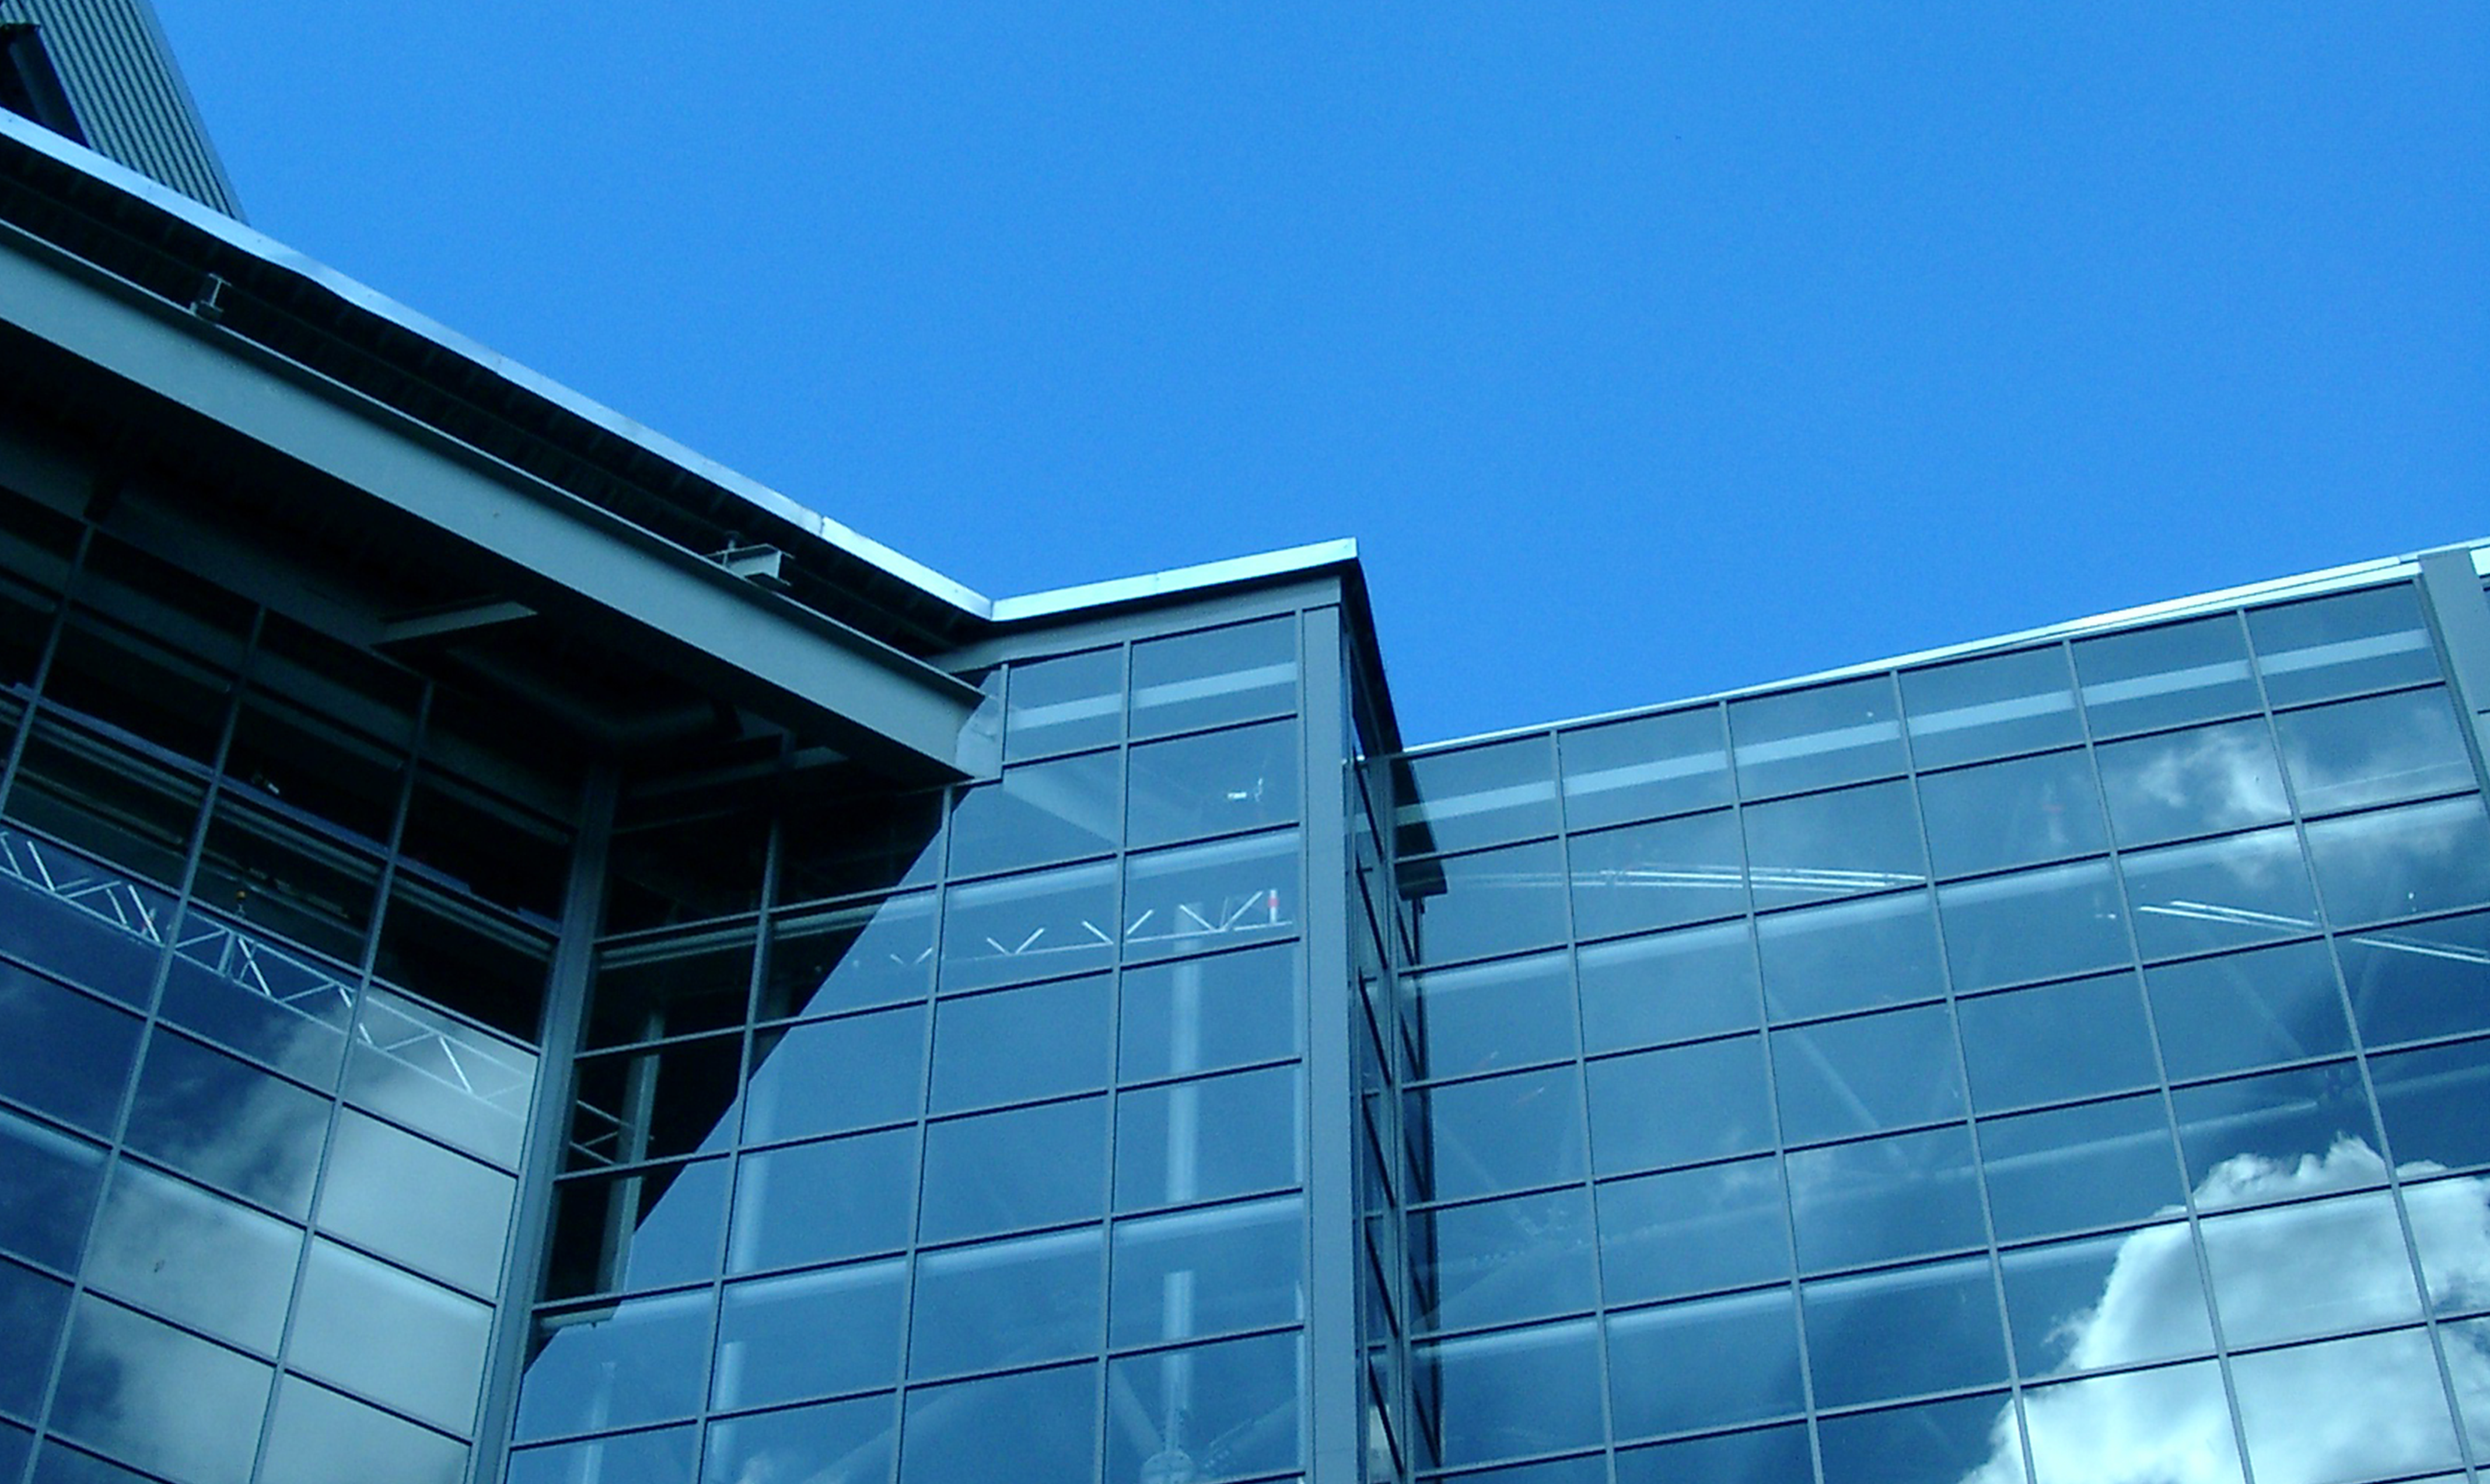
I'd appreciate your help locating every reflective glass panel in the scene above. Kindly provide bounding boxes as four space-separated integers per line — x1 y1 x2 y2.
948 751 1122 880
586 926 754 1049
728 1128 917 1272
1612 1422 1813 1484
50 1295 272 1484
516 1290 711 1438
1918 748 2108 879
757 894 935 1021
1607 1287 1804 1439
773 780 943 907
0 965 139 1135
1597 1155 1790 1306
1111 1194 1305 1346
920 1096 1107 1241
0 1258 68 1420
1406 951 1575 1080
1395 735 1559 856
1129 617 1297 738
2408 1176 2490 1312
1729 676 1905 797
2247 583 2441 706
2143 941 2351 1082
5 720 203 895
1939 859 2131 993
341 987 536 1168
1787 1124 1985 1272
714 1257 907 1406
154 938 350 1087
1414 1318 1604 1468
1800 1255 2007 1408
929 973 1111 1113
507 1426 696 1484
1999 1224 2213 1376
742 1004 926 1145
568 1034 742 1166
1007 646 1122 759
1772 1004 1964 1144
908 1225 1101 1378
1116 1063 1301 1210
1755 890 1945 1021
897 1362 1099 1484
2169 1064 2383 1208
544 1157 729 1300
1406 840 1569 965
2199 1191 2420 1346
1577 919 1760 1055
1558 705 1732 830
940 860 1116 990
1129 718 1300 846
702 1394 895 1484
1957 972 2157 1112
2019 1360 2241 1484
1413 1065 1586 1202
82 1160 298 1354
1104 1330 1303 1484
1118 943 1303 1082
319 1109 513 1296
2232 1328 2461 1483
1122 830 1298 962
2337 911 2490 1048
122 1029 327 1218
291 1238 491 1433
2122 828 2319 960
1568 810 1746 939
1900 645 2082 769
2304 796 2490 928
1415 1185 1596 1332
2096 718 2289 847
1743 779 1926 911
2073 615 2257 737
1979 1094 2189 1241
2274 687 2473 814
0 1104 104 1269
2369 1040 2490 1172
1586 1035 1770 1177
1817 1391 2026 1484
259 1374 467 1484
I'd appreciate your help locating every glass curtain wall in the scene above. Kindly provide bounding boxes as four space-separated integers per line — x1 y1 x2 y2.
1387 578 2490 1484
509 610 1324 1484
0 498 576 1484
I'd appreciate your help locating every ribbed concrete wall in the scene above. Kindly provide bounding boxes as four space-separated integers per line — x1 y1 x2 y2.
0 0 239 216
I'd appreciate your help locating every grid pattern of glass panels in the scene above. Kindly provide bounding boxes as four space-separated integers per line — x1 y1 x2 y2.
1384 580 2490 1484
0 503 569 1484
510 613 1320 1484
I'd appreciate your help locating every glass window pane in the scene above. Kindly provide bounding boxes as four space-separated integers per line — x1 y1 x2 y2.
941 860 1117 991
930 974 1112 1113
1729 676 1905 797
2232 1328 2462 1483
123 1029 328 1218
1597 1156 1790 1306
921 1096 1107 1241
0 1104 104 1270
1558 706 1732 830
1607 1288 1804 1440
2275 688 2473 814
1105 1331 1303 1484
2369 1040 2490 1172
1743 779 1926 911
1578 919 1760 1055
2000 1225 2212 1377
1115 1064 1302 1210
258 1374 468 1484
155 936 351 1088
1957 973 2157 1112
1585 1036 1769 1177
1008 647 1122 759
544 1157 730 1300
758 894 935 1021
508 1427 697 1484
1118 943 1303 1082
193 799 382 969
516 1291 711 1439
5 719 203 895
567 1033 742 1167
1121 831 1298 963
702 1394 894 1484
0 1258 70 1421
1407 839 1569 965
2096 719 2289 847
2074 615 2258 737
1771 1004 1964 1144
714 1256 906 1407
2143 942 2351 1082
82 1160 298 1354
1415 1185 1596 1332
2337 911 2490 1048
51 1295 272 1484
318 1110 515 1296
2200 1192 2420 1346
773 778 943 907
2247 583 2441 706
1569 810 1747 939
0 965 139 1135
1939 859 2131 993
908 1226 1101 1379
1900 645 2082 769
741 1005 926 1146
587 926 755 1049
2169 1064 2383 1208
1755 890 1945 1021
1129 718 1300 846
1396 736 1558 858
2407 1174 2490 1314
1111 1194 1305 1347
1613 1422 1813 1484
1413 1065 1586 1203
728 1128 918 1272
1802 1255 2006 1410
1131 617 1297 738
1788 1124 1987 1272
949 751 1122 880
1406 951 1574 1080
897 1362 1099 1484
2122 828 2319 960
2019 1361 2241 1484
1817 1391 2025 1484
1979 1094 2188 1242
1414 1319 1604 1468
1919 749 2107 879
342 986 536 1167
2304 796 2490 928
291 1238 492 1433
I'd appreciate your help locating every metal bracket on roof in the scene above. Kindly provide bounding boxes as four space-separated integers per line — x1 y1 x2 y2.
709 542 790 592
378 598 537 648
189 271 228 324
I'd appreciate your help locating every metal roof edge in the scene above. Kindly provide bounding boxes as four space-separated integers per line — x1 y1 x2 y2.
0 106 996 621
988 539 1363 624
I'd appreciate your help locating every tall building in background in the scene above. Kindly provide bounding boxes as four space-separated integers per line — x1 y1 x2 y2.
2 13 2489 1484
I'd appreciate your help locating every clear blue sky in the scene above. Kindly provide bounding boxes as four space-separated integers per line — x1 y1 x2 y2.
155 4 2486 746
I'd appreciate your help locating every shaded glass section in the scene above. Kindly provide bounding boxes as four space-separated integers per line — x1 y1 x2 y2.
1728 676 1904 797
1918 748 2107 878
1406 840 1569 965
2246 582 2441 706
1396 734 1559 856
1900 645 2082 769
1596 1156 1789 1307
1569 810 1745 939
1007 646 1122 759
1741 778 1926 911
1576 919 1760 1055
1558 706 1731 830
2073 614 2258 736
1130 617 1296 738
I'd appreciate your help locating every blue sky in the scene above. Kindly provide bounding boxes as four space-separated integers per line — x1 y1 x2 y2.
154 4 2486 746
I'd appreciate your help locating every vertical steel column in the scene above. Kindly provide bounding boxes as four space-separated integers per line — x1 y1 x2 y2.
2416 546 2490 790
